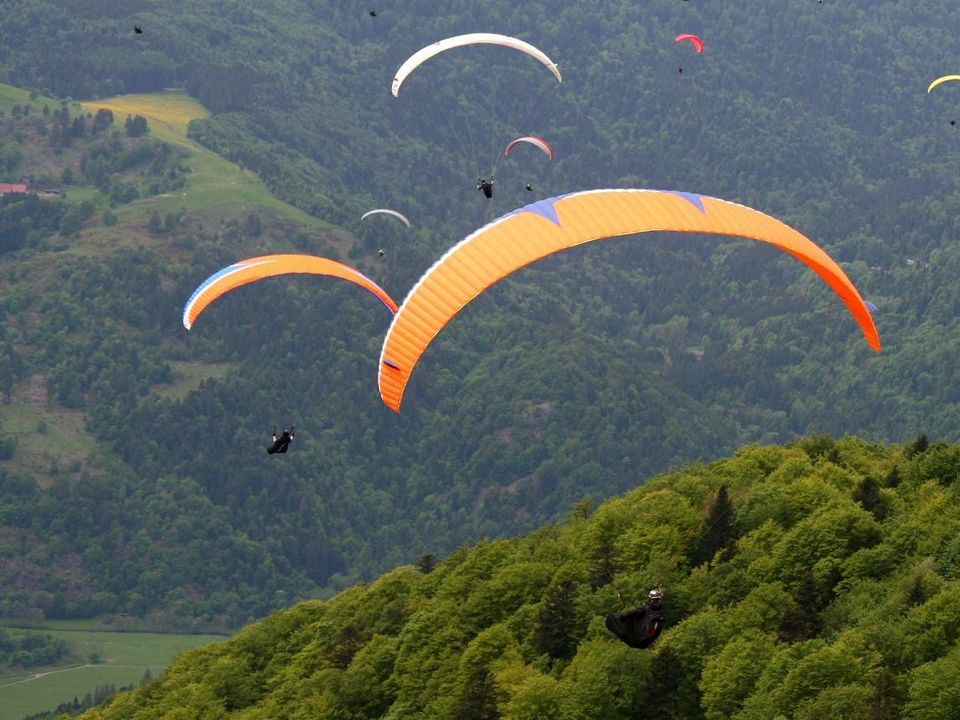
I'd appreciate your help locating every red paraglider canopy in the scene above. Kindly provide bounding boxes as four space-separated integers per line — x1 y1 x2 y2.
675 33 704 54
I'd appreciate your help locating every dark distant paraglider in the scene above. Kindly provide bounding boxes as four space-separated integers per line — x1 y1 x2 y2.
133 25 142 34
267 426 295 455
369 10 376 17
378 248 385 257
477 177 494 199
606 589 666 649
525 183 534 191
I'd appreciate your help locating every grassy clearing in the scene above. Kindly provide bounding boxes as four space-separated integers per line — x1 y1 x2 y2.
0 374 96 483
64 186 102 205
81 92 321 226
0 628 226 720
0 402 93 457
153 361 236 401
0 86 82 116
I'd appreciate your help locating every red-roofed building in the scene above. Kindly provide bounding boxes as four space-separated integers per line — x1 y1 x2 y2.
0 183 28 196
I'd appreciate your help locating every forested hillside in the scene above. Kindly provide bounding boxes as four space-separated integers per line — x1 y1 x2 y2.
77 437 960 719
1 0 960 629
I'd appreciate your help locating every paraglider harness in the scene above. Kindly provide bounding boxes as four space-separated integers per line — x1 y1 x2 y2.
267 425 295 454
477 176 494 199
605 591 665 649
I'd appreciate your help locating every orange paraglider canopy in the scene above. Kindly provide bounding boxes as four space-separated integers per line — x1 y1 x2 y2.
377 189 880 412
184 254 398 330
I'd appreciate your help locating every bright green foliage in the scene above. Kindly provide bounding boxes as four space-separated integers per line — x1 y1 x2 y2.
70 439 960 719
769 632 882 716
700 630 777 720
726 583 796 635
497 670 562 720
767 506 883 589
793 684 874 720
556 638 650 720
902 645 960 720
452 625 519 719
904 586 960 664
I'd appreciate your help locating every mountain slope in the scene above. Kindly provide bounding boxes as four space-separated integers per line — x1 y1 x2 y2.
3 0 960 629
77 436 960 720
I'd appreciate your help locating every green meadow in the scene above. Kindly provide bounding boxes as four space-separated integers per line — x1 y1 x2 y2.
153 361 237 401
81 92 321 225
0 85 82 116
0 626 225 720
0 372 97 485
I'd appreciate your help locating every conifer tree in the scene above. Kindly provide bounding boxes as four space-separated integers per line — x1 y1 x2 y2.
646 646 682 719
907 433 929 457
534 579 581 660
689 485 735 567
854 476 888 521
453 669 498 720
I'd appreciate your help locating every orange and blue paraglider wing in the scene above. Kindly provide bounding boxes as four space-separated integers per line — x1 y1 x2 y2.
377 189 880 412
183 254 398 330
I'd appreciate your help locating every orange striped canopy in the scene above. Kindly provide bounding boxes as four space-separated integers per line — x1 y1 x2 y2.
184 254 398 330
378 189 880 412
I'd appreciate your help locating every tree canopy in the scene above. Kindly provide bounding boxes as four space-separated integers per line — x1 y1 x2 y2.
76 438 960 719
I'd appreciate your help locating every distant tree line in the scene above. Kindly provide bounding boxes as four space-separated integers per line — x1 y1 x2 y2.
0 627 70 671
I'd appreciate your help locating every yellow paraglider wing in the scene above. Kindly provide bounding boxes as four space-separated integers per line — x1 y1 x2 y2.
184 254 398 330
377 189 881 412
927 75 960 93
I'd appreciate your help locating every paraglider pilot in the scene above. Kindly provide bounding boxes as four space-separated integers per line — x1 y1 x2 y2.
267 425 295 454
605 588 666 648
477 176 494 199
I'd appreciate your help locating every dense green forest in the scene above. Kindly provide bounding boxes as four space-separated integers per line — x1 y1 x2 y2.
1 0 960 631
76 437 960 719
0 627 70 671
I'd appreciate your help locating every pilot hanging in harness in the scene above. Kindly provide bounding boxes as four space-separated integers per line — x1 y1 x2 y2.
266 425 295 454
605 588 666 649
477 176 494 199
